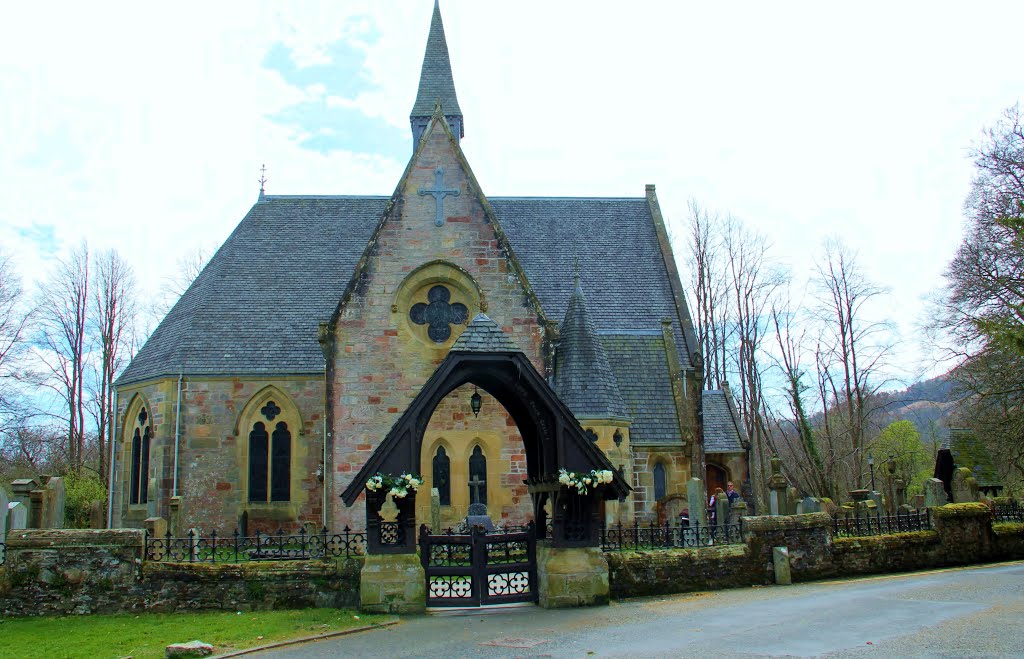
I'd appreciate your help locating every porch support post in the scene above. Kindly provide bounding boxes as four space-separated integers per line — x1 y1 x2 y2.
360 490 426 613
536 542 609 608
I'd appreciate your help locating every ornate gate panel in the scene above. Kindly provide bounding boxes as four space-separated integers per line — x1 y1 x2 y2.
420 523 537 607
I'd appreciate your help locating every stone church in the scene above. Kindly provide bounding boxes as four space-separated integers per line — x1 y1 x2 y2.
112 2 748 534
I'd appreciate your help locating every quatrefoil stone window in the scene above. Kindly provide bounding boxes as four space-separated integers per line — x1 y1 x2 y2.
261 401 281 421
410 285 468 343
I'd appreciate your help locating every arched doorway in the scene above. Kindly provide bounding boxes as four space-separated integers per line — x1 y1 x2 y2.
706 463 728 501
340 315 630 607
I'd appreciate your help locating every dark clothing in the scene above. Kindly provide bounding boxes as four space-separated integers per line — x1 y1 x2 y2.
726 489 740 505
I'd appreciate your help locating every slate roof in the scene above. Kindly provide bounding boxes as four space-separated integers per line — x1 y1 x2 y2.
702 389 746 454
411 0 462 122
117 196 385 384
451 313 520 353
555 280 629 420
600 331 681 445
492 197 692 369
118 195 694 386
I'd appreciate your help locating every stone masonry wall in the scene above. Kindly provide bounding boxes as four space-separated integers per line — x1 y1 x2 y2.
115 376 326 534
331 119 547 529
0 529 359 617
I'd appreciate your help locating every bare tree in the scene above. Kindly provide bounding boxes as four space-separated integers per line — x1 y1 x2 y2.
722 216 785 506
0 251 37 429
684 200 732 389
811 239 893 492
90 249 138 485
37 242 90 474
150 244 212 324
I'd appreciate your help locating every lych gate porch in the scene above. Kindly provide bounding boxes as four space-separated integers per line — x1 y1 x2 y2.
340 314 630 610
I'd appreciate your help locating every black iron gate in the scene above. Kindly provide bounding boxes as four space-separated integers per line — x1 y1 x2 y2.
419 522 538 607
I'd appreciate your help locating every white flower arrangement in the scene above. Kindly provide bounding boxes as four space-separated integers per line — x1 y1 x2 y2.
365 472 423 499
557 468 615 495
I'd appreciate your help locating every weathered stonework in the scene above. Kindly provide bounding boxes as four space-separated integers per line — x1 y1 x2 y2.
114 376 327 534
536 543 609 608
0 529 359 617
331 121 547 530
359 553 425 614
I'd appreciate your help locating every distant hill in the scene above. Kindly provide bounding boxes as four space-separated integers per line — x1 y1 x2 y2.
872 373 960 442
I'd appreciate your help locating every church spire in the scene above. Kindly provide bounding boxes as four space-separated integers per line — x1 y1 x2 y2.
555 272 630 422
410 0 464 147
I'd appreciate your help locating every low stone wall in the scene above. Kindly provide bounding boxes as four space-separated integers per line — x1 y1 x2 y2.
607 504 1024 599
0 529 361 617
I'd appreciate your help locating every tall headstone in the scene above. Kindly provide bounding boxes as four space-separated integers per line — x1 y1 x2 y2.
951 468 980 504
8 501 27 530
430 487 441 533
687 478 707 526
768 456 789 516
43 476 65 528
0 487 9 542
147 477 159 518
801 496 822 514
868 491 883 514
924 478 947 507
715 495 729 528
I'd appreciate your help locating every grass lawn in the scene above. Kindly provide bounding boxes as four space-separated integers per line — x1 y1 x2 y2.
0 608 392 658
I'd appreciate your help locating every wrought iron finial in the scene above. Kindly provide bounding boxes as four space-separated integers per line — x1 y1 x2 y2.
259 164 268 193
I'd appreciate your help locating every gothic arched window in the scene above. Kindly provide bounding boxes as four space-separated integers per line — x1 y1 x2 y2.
270 422 291 502
433 446 451 506
249 420 292 503
468 445 487 505
653 462 667 501
129 407 152 505
248 422 269 502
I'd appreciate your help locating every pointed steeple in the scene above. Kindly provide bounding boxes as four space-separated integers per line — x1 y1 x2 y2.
555 272 630 421
410 0 464 147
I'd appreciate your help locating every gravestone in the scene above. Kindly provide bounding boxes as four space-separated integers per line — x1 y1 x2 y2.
89 500 104 529
924 478 947 507
43 476 65 528
0 487 8 542
728 499 747 526
147 477 159 518
869 491 883 514
800 496 821 514
29 489 44 528
10 478 38 525
687 478 707 526
715 495 729 527
8 501 27 530
912 494 925 510
430 487 441 533
951 468 980 504
768 456 789 516
466 502 494 532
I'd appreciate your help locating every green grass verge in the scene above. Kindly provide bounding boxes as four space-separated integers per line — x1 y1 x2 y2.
0 608 391 658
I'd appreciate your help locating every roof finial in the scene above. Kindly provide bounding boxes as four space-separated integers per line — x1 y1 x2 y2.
259 164 268 193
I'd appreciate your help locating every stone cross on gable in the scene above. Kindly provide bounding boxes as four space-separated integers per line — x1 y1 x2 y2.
418 167 460 226
469 474 486 505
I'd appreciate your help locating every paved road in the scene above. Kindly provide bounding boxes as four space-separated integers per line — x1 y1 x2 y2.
260 561 1024 658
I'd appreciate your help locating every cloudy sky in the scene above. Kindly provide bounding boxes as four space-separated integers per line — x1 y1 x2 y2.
1 1 1022 387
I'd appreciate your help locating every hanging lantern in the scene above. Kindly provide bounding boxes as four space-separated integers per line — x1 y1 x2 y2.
471 388 482 417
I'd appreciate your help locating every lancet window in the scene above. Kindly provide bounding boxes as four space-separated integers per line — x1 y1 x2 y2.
129 406 152 505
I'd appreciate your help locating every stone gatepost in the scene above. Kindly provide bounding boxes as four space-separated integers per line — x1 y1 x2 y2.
537 489 609 609
536 543 609 608
360 490 425 614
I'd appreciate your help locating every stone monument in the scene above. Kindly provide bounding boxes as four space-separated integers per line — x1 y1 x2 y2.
43 476 65 529
687 478 707 526
0 487 8 542
924 478 947 507
951 468 980 504
8 501 27 531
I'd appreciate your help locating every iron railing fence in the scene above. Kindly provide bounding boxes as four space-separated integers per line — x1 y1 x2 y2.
994 501 1024 523
144 526 365 563
832 508 932 537
599 519 744 551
